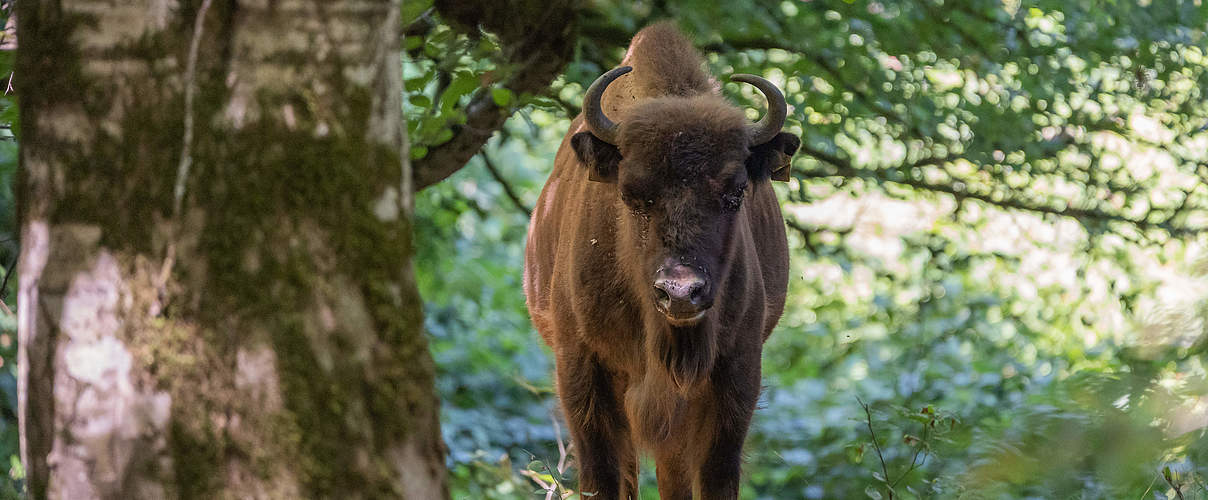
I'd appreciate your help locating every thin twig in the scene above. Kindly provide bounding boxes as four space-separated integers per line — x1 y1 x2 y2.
173 0 213 216
523 411 577 500
480 151 532 217
1139 473 1159 500
858 396 893 499
891 422 930 488
552 412 569 475
1164 469 1186 500
520 469 556 498
0 251 14 303
157 0 213 313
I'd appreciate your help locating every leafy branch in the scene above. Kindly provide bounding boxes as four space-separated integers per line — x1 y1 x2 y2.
858 397 895 499
856 398 953 499
413 0 577 190
795 143 1205 238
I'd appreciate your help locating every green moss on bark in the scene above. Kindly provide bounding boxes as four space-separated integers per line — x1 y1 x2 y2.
169 419 222 499
190 83 432 496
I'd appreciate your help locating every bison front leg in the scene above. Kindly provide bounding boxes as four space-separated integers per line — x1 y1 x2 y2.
654 450 692 500
557 349 637 500
697 354 761 500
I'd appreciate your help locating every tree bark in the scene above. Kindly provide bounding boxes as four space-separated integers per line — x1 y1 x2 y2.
16 0 447 498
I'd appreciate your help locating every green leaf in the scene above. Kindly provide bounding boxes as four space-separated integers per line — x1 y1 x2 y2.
409 145 427 160
408 94 432 109
401 0 433 25
434 128 454 145
403 35 423 51
491 87 513 107
846 443 866 463
441 71 480 113
405 74 430 92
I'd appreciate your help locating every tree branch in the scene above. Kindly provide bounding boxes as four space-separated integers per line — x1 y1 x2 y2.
414 93 504 189
404 8 436 37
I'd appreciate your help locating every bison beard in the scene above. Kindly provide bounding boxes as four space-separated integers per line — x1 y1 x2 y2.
523 22 799 500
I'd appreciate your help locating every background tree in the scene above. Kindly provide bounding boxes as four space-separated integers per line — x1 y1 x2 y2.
14 0 445 497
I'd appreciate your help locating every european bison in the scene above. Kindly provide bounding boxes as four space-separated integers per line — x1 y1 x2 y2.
523 22 799 499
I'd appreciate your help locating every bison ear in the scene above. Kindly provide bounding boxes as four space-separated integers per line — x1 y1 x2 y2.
571 132 621 183
746 132 800 182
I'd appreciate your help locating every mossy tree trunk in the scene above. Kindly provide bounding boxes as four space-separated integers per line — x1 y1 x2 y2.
16 1 447 498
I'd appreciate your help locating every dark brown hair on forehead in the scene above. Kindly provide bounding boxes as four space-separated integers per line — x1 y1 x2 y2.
618 95 748 179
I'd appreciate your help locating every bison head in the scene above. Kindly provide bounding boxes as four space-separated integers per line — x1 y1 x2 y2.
571 67 800 327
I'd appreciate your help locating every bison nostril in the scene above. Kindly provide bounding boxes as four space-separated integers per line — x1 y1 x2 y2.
652 285 671 308
654 277 706 304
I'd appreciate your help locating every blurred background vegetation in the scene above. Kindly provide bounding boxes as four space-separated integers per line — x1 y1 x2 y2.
1 0 1207 498
0 0 19 497
408 0 1208 498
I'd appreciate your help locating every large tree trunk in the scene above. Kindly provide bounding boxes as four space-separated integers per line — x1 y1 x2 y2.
16 1 447 498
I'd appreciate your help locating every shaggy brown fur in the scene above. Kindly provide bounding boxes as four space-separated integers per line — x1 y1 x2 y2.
524 22 799 500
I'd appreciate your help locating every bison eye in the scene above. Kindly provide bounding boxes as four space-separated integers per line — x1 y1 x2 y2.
620 191 656 212
635 198 656 214
722 185 747 211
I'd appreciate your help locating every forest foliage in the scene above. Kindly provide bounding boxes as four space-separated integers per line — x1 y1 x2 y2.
0 1 18 497
407 1 1208 499
0 0 1206 498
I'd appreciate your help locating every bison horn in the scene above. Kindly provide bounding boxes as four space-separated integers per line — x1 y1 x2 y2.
582 66 632 145
730 74 787 146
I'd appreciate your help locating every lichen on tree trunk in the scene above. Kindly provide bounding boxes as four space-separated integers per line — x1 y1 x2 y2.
16 1 447 498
